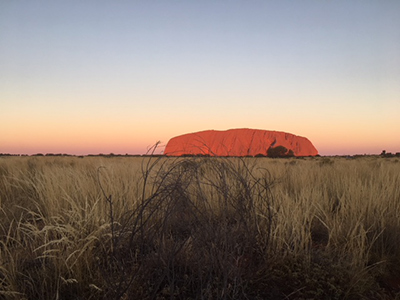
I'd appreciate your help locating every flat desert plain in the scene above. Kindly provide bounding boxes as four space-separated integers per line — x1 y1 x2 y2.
1 155 399 299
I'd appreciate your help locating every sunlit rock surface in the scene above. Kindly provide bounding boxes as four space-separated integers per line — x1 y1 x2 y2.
164 128 318 157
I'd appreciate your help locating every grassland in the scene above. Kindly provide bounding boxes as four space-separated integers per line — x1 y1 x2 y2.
1 155 400 299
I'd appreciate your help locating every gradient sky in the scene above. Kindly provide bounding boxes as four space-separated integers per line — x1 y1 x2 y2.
1 1 399 156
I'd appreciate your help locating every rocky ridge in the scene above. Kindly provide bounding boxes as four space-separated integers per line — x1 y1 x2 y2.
164 128 318 157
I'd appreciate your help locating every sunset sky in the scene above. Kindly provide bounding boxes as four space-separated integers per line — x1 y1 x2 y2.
1 1 399 156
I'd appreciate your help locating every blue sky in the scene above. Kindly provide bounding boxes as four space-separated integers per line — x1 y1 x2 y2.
1 1 399 155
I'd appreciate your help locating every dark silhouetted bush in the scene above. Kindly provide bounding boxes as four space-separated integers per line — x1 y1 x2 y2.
267 145 292 158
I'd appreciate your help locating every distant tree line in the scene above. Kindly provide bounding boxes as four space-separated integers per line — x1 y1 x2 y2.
380 150 400 158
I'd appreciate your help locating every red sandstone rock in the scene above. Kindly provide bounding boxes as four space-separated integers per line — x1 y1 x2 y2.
164 129 318 157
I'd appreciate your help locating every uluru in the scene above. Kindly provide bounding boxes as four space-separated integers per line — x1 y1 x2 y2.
164 129 318 157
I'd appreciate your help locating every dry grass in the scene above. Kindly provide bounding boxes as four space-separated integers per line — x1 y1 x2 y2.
0 155 400 299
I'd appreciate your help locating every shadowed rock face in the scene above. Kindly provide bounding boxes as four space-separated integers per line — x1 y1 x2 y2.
164 129 318 157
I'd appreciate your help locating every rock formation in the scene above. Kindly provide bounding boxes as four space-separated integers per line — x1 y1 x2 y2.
164 128 318 157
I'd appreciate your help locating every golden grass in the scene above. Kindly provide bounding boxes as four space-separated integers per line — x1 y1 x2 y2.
0 155 400 299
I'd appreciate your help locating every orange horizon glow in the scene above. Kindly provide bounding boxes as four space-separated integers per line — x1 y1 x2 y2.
2 129 399 157
2 123 399 156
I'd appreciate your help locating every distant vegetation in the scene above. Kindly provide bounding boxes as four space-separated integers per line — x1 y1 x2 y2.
266 145 295 158
0 155 400 299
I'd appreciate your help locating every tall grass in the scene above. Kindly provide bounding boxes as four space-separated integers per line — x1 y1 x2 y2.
0 155 399 299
